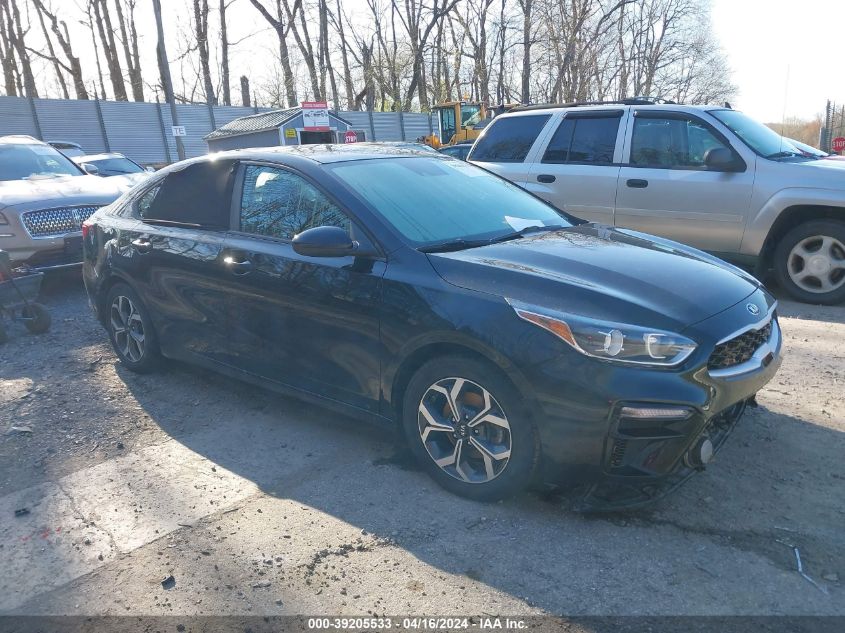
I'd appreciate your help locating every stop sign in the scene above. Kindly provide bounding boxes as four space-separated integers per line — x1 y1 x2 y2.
344 130 358 144
833 137 845 153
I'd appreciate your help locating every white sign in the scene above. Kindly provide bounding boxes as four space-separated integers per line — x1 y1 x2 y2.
171 125 187 137
301 101 330 131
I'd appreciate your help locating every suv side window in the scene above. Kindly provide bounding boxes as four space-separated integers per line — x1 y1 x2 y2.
542 114 620 165
630 116 730 168
239 165 349 240
469 115 550 163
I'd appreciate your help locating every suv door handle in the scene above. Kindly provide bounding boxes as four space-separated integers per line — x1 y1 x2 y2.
626 178 649 188
131 237 151 254
223 255 253 275
537 174 556 183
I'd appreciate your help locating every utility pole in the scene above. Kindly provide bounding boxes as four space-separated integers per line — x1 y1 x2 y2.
152 0 185 161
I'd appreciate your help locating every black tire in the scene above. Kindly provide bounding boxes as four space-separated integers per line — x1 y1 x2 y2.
104 283 160 373
773 220 845 305
21 302 51 334
401 354 540 502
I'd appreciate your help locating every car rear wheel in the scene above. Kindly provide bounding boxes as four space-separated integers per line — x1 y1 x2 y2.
402 355 539 501
774 220 845 305
105 283 160 372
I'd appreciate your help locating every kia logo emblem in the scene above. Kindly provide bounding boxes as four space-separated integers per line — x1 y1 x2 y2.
746 303 760 316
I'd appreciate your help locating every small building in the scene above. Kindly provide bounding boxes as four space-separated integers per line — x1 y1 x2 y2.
204 107 366 152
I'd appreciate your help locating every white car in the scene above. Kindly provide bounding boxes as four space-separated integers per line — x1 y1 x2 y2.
469 99 845 304
72 153 154 191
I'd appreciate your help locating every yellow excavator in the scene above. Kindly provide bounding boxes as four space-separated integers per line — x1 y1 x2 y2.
422 101 487 148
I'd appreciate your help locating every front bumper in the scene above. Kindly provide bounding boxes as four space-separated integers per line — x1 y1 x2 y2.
523 289 782 509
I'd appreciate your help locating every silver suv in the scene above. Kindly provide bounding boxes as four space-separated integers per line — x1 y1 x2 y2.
469 100 845 304
0 135 123 269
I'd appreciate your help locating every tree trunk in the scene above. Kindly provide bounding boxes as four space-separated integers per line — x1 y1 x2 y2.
518 0 531 104
113 0 144 101
152 0 185 160
240 75 251 107
192 0 217 104
3 0 37 97
34 6 69 99
333 0 355 109
91 0 127 100
219 0 231 105
250 0 297 107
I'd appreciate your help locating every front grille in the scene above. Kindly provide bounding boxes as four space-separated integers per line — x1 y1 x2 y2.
708 320 773 370
21 206 99 238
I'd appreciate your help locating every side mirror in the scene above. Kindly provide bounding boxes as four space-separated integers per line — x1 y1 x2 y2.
292 226 357 258
81 162 100 176
704 147 743 172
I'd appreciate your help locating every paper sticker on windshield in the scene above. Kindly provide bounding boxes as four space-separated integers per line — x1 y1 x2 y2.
505 216 543 231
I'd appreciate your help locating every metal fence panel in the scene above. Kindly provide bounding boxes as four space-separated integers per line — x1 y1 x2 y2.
33 97 107 154
402 113 433 141
371 112 404 141
100 100 167 165
337 111 373 140
0 96 38 136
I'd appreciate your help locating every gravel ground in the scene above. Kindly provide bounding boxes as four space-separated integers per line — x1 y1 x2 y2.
0 271 843 619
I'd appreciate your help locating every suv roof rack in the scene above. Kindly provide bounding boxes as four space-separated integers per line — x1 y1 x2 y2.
511 97 676 112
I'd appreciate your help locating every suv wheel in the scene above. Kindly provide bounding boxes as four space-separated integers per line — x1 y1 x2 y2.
401 355 539 501
774 220 845 305
105 283 160 372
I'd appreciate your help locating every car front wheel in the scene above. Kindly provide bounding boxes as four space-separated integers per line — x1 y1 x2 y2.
774 220 845 305
402 355 539 501
105 283 160 372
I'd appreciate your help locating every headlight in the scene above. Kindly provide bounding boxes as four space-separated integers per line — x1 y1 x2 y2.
508 299 697 367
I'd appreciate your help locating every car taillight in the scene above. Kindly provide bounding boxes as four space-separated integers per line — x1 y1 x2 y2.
81 220 93 239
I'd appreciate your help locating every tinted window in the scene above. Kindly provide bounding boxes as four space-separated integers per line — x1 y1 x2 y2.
329 157 570 247
543 116 619 164
239 165 349 240
469 115 550 163
88 156 144 175
630 117 730 168
136 185 160 218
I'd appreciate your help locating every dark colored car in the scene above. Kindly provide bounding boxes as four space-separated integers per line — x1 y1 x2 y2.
82 145 782 509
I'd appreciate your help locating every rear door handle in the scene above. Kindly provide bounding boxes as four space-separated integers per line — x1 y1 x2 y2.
223 255 253 275
537 174 556 183
626 178 648 188
131 237 151 254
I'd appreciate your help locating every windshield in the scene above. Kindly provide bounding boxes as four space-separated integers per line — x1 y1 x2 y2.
0 143 82 181
329 156 571 247
710 109 804 158
86 156 144 175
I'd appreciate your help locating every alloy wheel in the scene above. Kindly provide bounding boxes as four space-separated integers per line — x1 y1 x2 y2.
787 234 845 294
110 295 146 362
417 377 512 484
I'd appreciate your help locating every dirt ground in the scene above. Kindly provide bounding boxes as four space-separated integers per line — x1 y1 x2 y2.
0 271 843 619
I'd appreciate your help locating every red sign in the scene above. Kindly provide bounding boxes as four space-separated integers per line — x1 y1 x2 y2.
301 101 330 131
832 137 845 153
344 130 358 144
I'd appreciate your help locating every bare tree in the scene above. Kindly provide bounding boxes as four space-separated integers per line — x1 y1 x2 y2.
0 0 38 97
113 0 144 100
192 0 216 103
219 0 232 104
31 0 89 99
152 0 185 159
0 3 17 96
90 0 127 100
249 0 297 106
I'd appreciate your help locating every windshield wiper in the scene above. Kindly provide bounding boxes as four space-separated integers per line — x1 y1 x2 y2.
418 225 567 253
488 224 567 244
766 151 802 159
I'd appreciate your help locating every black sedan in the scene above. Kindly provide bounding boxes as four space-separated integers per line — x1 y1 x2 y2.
82 145 782 509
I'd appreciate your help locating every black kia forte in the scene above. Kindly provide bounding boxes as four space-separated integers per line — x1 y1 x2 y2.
82 145 782 509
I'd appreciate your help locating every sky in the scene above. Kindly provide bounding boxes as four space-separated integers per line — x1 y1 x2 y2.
711 0 844 122
19 0 845 124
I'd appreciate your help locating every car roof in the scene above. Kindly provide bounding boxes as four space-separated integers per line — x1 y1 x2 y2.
0 134 44 145
72 153 127 162
500 103 718 118
203 143 445 166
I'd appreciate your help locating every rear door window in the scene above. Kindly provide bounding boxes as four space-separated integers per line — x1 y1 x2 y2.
542 114 621 165
469 115 550 163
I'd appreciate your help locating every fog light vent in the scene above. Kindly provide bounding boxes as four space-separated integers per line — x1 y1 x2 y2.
620 405 693 420
610 439 628 468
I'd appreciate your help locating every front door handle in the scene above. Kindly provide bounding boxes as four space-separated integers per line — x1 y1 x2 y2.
223 255 253 275
131 237 151 254
537 174 556 183
626 178 649 188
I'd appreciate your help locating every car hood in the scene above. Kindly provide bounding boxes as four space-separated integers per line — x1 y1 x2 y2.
0 174 123 211
426 224 761 332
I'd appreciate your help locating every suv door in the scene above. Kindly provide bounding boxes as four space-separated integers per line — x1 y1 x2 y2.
615 110 754 253
524 110 626 225
468 113 554 185
220 163 385 413
119 164 236 365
